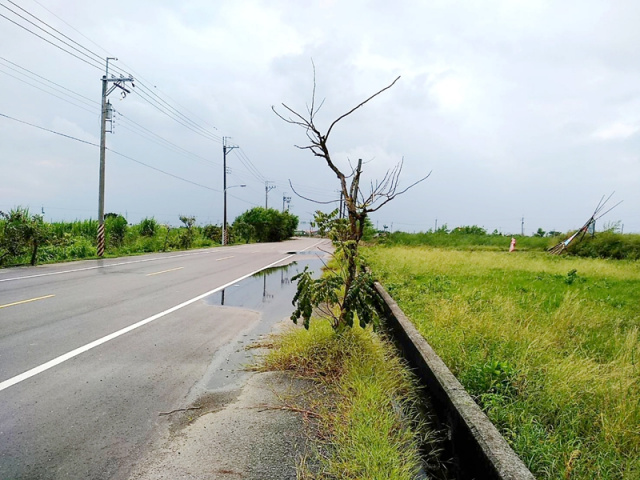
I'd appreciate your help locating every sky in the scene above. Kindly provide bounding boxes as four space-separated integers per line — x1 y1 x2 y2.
1 0 638 234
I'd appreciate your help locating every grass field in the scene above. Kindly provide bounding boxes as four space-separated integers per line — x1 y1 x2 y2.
365 245 640 479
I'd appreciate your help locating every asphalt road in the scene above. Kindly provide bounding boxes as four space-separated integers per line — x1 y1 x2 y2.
0 237 326 479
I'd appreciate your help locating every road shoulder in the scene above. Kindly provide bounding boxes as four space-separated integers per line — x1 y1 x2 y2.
127 370 313 480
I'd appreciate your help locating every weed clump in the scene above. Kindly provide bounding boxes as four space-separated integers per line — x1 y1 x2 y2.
261 321 438 480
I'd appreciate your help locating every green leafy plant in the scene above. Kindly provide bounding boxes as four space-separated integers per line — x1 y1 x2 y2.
139 217 158 237
232 207 298 243
105 214 127 247
0 207 51 265
202 224 222 243
178 215 196 249
291 211 384 333
565 269 579 285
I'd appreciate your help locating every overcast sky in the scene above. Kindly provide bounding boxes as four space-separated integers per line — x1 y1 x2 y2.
1 0 638 234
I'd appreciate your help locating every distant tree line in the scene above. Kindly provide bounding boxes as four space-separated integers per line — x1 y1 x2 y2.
0 206 298 267
376 224 640 259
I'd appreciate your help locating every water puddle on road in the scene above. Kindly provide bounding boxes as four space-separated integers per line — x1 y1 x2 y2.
196 254 326 394
204 257 324 316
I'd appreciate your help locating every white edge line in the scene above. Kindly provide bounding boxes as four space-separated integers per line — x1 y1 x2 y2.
0 247 241 283
0 251 300 393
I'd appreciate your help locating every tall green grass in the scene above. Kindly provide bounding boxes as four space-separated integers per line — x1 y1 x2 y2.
260 321 438 480
366 245 640 479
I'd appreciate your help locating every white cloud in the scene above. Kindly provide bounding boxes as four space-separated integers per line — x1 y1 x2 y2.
593 122 639 140
429 75 470 112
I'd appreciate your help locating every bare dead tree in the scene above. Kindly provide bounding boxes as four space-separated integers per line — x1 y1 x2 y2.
274 71 430 330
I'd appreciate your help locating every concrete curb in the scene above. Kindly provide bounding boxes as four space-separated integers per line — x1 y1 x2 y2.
374 281 535 480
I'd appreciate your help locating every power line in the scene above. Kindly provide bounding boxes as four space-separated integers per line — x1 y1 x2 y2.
0 112 98 145
0 56 98 106
132 87 221 143
0 59 99 115
235 147 266 182
0 57 223 173
117 114 220 168
0 112 220 192
106 148 220 192
0 5 103 70
9 1 223 158
135 82 220 140
0 67 99 115
30 0 114 59
5 0 104 64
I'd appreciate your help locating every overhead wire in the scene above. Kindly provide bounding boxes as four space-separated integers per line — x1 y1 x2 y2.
235 147 266 182
0 56 98 106
134 82 221 140
30 0 114 59
0 112 220 193
0 57 225 172
3 1 260 209
30 0 221 139
6 1 223 148
132 87 222 143
0 3 103 71
6 0 105 64
0 112 99 146
0 66 99 116
117 113 220 168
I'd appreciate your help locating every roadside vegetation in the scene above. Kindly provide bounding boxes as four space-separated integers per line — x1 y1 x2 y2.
267 75 443 479
379 225 557 251
378 224 640 260
260 320 439 480
0 206 298 267
365 243 640 479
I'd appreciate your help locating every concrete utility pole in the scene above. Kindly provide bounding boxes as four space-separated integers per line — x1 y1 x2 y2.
282 193 291 212
521 216 525 236
265 181 275 208
97 57 134 257
222 137 238 245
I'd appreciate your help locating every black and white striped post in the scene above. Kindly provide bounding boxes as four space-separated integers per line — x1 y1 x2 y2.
97 224 105 257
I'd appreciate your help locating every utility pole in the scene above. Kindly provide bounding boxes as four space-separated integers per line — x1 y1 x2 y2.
435 218 437 232
282 193 291 212
222 137 238 246
265 181 275 208
521 216 525 236
97 57 133 257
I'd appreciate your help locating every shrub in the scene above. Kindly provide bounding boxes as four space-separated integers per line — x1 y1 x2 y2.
105 215 127 247
232 207 298 243
202 224 222 243
139 217 158 237
568 232 640 260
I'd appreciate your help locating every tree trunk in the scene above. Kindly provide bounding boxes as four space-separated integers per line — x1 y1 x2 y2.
30 240 38 266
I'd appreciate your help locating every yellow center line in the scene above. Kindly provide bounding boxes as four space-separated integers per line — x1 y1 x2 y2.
146 266 184 277
216 256 235 261
0 294 55 309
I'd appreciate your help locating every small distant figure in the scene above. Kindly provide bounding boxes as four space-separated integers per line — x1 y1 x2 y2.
509 237 516 252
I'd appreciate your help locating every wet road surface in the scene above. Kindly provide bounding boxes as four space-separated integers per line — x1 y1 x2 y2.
0 238 328 479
